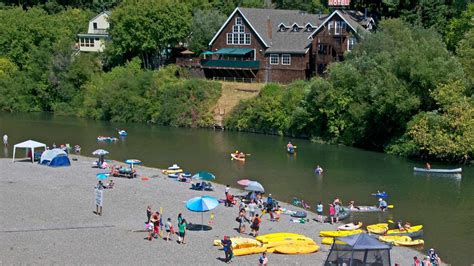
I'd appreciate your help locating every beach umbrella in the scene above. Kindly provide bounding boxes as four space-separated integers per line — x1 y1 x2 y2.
192 171 216 181
92 149 109 156
186 196 219 231
125 159 142 168
237 179 252 186
96 173 109 180
245 181 265 193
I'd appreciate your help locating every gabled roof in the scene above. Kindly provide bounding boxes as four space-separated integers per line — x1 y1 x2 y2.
308 10 364 39
89 11 111 23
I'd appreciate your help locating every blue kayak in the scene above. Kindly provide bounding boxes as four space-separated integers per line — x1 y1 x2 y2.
372 192 388 199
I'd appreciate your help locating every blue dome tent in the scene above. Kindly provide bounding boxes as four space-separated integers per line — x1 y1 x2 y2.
40 148 71 167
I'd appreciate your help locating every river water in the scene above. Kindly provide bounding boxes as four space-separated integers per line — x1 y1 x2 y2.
0 112 472 265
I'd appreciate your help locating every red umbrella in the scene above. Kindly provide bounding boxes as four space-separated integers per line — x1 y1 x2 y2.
237 179 251 186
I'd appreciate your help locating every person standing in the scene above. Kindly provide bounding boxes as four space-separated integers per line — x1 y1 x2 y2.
146 205 152 224
222 236 233 263
2 134 7 147
165 218 173 242
248 200 257 218
329 204 336 224
178 218 187 244
250 214 262 237
225 185 230 196
316 201 324 222
150 212 159 239
334 203 341 223
258 252 268 265
428 248 441 265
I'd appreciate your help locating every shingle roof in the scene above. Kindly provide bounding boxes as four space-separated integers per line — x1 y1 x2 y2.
239 8 326 54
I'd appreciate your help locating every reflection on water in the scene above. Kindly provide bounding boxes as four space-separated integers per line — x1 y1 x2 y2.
0 112 473 265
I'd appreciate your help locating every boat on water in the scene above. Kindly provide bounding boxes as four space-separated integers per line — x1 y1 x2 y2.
97 136 118 142
348 205 384 212
367 223 389 234
338 222 363 231
386 225 424 238
413 167 462 174
118 130 128 136
379 235 424 246
371 191 388 198
231 153 245 162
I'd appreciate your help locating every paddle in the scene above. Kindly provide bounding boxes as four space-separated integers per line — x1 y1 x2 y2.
388 205 394 209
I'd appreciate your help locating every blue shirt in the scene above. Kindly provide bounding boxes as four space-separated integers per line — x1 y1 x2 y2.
379 200 387 208
267 197 273 205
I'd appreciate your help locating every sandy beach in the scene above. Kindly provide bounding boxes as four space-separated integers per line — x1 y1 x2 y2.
0 156 428 265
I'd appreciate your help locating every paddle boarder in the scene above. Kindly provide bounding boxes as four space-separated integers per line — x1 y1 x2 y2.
425 162 431 170
378 198 388 211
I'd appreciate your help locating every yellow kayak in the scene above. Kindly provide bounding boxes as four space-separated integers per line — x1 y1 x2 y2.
319 229 363 237
379 236 424 246
213 237 261 249
367 223 389 234
233 246 266 256
162 169 183 174
262 237 315 249
321 237 346 245
256 232 304 243
274 243 320 254
386 225 423 235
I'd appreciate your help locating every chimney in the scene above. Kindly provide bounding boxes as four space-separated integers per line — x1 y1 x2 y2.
267 16 272 41
364 8 367 19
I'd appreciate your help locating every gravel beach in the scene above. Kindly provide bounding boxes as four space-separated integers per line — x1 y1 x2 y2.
0 156 428 265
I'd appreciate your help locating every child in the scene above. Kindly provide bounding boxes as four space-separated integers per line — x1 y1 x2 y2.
165 218 173 242
258 252 268 265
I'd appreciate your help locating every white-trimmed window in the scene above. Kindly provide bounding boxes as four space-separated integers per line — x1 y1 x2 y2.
281 54 291 65
245 33 251 44
270 54 279 65
233 25 239 32
238 25 245 32
306 25 313 32
227 33 233 44
278 24 287 32
335 21 341 35
348 37 356 51
239 34 245 44
236 17 242 25
233 33 239 43
292 24 300 32
328 21 333 35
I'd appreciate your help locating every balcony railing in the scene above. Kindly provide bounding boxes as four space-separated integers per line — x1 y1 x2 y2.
201 59 260 69
90 29 108 34
176 57 201 67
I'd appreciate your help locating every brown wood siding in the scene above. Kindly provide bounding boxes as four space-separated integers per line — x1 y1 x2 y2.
311 15 356 74
263 53 309 82
210 12 266 61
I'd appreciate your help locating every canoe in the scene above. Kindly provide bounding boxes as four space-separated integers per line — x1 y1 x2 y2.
182 172 192 178
232 246 266 256
274 243 319 254
386 225 423 238
367 223 389 234
321 237 345 245
319 229 363 238
413 167 462 173
168 173 178 178
213 237 261 249
256 233 304 243
168 164 181 170
338 222 363 231
379 236 424 246
348 205 383 212
230 153 245 161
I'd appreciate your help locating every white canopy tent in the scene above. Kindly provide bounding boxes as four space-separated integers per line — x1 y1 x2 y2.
12 140 47 163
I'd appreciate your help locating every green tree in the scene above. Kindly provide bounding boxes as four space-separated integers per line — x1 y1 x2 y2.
456 25 474 88
107 0 192 68
387 80 474 163
188 9 227 53
445 3 474 51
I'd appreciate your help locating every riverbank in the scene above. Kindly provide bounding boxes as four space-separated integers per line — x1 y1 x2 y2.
0 156 431 265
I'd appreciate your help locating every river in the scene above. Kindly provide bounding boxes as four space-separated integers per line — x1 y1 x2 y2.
0 112 472 265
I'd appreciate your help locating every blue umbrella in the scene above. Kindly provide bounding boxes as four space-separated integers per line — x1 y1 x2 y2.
245 181 265 192
125 159 142 168
96 173 109 180
186 196 219 230
192 171 216 181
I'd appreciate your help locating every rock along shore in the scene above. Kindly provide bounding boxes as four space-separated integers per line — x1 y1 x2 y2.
0 156 429 265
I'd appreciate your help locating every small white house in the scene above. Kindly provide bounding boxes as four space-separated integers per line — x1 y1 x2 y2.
77 11 110 52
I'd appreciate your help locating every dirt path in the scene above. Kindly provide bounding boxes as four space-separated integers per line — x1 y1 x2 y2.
213 82 264 128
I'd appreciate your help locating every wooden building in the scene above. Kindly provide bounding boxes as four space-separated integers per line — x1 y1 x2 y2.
177 8 374 83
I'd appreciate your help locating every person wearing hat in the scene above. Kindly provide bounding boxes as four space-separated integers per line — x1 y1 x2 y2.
378 198 388 211
221 236 233 263
266 194 274 221
428 248 441 265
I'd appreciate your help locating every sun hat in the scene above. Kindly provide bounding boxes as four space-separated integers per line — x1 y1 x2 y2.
379 198 382 201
